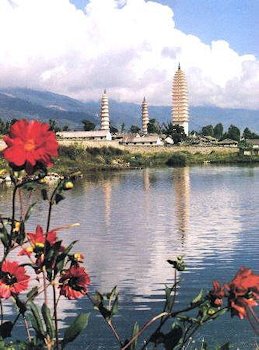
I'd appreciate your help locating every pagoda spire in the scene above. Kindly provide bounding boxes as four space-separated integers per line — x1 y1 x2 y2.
171 65 189 135
100 89 110 131
141 97 149 135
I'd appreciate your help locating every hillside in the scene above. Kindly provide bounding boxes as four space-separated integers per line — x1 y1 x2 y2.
0 88 258 132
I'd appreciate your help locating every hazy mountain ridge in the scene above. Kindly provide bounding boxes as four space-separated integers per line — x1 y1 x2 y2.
0 88 258 132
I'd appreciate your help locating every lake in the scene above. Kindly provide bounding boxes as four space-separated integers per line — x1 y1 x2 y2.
0 165 258 349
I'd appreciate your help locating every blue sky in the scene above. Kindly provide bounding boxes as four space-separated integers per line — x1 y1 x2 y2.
71 0 259 58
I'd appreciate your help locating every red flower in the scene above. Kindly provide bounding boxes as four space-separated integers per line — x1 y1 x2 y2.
3 119 58 173
226 267 259 319
209 280 226 307
19 225 57 257
0 260 30 299
59 266 90 300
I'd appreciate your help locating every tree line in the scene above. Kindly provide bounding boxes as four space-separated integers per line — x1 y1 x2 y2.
1 117 259 145
199 123 259 142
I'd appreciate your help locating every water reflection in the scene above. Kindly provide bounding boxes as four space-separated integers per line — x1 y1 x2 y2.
172 167 190 241
102 179 112 228
0 167 258 349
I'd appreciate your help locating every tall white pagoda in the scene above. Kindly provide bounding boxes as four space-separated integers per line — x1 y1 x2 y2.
141 97 149 135
100 89 110 131
172 64 189 135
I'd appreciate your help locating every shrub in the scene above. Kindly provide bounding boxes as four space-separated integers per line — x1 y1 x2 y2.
166 152 187 166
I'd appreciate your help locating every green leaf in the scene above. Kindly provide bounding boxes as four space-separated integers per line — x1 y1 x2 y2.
129 322 139 350
111 294 119 317
42 303 55 339
63 240 77 255
61 313 89 348
0 223 9 248
24 202 37 222
164 324 183 350
191 289 204 305
0 322 13 339
28 302 45 339
41 189 48 201
27 286 39 300
217 343 230 350
0 338 5 350
14 296 27 315
55 193 65 204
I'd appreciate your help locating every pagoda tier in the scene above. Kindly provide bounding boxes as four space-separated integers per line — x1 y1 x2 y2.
141 97 149 135
100 89 110 131
171 64 189 135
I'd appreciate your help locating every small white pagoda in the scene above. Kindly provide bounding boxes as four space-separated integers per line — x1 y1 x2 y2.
141 97 149 135
100 89 110 131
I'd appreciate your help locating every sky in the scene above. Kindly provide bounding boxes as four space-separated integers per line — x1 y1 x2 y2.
0 0 258 109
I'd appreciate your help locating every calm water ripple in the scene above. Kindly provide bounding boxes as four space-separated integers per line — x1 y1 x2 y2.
0 165 258 349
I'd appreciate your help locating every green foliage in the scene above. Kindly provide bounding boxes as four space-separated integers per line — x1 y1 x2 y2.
129 322 139 350
213 123 224 139
166 152 187 166
226 124 240 141
93 286 119 321
243 127 259 139
162 123 186 144
48 119 62 133
129 125 140 133
81 119 95 131
110 125 118 133
167 256 186 271
61 313 89 349
147 118 161 134
202 124 214 137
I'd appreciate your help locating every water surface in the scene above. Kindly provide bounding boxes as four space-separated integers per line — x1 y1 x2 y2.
0 165 258 349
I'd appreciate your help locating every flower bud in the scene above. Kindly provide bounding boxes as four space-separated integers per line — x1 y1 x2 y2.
63 181 74 190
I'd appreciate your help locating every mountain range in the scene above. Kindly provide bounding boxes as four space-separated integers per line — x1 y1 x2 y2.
0 88 258 133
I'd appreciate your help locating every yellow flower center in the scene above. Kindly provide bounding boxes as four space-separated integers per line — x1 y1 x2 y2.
35 243 44 249
24 139 36 152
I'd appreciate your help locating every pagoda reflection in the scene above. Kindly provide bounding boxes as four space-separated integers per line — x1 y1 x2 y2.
172 166 190 240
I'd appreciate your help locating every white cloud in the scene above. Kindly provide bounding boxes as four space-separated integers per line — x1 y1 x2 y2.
0 0 258 109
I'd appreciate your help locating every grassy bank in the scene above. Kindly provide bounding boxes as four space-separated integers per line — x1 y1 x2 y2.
52 144 259 174
1 144 259 176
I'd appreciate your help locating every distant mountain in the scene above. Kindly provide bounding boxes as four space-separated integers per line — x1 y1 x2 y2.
0 88 97 128
0 88 258 132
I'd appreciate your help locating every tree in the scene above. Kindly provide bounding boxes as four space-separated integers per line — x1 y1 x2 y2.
81 119 95 131
147 118 161 134
227 124 240 141
129 125 140 134
243 127 259 139
201 125 214 137
213 123 223 139
162 123 186 144
49 119 61 132
120 122 125 133
110 125 118 134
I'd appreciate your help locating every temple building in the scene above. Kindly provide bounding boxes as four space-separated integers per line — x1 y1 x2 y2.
100 89 110 131
141 97 149 135
172 64 189 135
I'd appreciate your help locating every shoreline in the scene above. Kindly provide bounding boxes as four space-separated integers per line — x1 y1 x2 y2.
1 142 259 181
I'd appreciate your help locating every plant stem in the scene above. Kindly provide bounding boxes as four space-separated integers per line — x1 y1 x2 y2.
11 185 18 234
18 188 24 219
87 294 123 346
121 312 169 350
0 300 3 325
123 302 205 350
23 316 32 342
53 284 59 350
